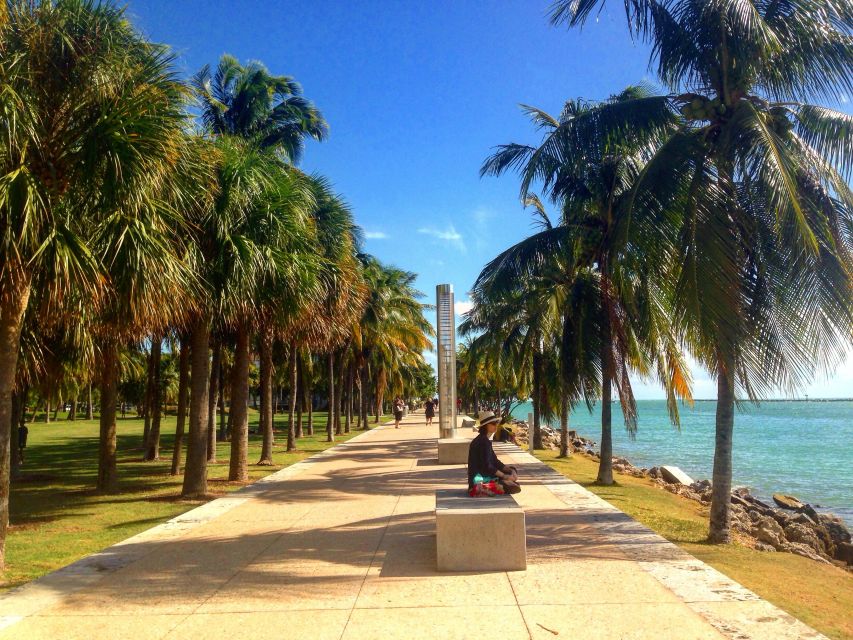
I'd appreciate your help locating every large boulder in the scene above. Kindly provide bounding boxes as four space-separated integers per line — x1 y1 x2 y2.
835 542 853 566
817 514 852 546
730 504 752 534
789 512 817 527
784 522 825 556
660 465 695 486
773 493 805 510
784 542 831 564
798 504 822 523
691 479 711 492
753 516 786 550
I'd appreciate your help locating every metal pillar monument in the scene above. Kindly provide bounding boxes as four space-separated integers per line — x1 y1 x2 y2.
436 284 457 439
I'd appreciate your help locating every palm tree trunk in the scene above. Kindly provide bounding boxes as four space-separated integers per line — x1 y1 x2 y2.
67 396 77 421
305 382 314 436
97 338 120 493
206 341 221 463
360 365 369 429
373 368 385 424
296 385 304 441
182 317 211 498
144 335 163 461
294 352 304 439
597 291 614 485
228 324 250 481
473 375 480 416
257 326 275 465
10 391 22 480
334 351 345 436
52 396 60 421
325 352 335 443
496 375 503 421
558 393 570 458
345 363 354 434
170 337 190 476
218 358 227 441
86 383 94 420
0 270 30 569
709 353 735 543
531 346 543 450
44 397 50 424
286 345 298 452
355 366 362 430
142 340 156 448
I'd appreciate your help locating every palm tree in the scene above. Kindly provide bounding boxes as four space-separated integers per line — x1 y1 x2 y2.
276 178 365 451
221 157 318 476
355 256 434 428
193 55 328 163
481 91 691 483
192 55 330 470
551 0 853 541
180 137 318 494
0 0 189 560
93 155 198 488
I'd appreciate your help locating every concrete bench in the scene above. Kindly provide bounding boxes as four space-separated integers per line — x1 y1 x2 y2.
435 489 526 571
437 438 469 464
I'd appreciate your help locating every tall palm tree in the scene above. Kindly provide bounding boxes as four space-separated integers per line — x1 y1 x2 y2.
193 54 328 163
481 90 691 483
93 141 200 489
551 0 853 541
275 178 365 452
222 159 318 476
355 256 434 428
192 55 331 470
181 137 317 495
0 0 188 563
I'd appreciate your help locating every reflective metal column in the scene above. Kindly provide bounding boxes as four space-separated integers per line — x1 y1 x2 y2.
436 284 457 438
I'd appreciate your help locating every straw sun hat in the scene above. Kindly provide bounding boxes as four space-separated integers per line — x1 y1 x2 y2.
478 411 500 427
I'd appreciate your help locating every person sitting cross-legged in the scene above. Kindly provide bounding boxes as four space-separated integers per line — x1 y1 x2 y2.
467 411 520 496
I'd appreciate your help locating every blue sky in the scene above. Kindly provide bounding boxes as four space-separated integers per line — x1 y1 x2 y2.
133 1 853 399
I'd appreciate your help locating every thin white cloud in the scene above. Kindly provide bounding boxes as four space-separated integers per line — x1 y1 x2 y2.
418 224 465 251
472 206 498 251
454 300 474 316
473 206 494 226
364 230 388 240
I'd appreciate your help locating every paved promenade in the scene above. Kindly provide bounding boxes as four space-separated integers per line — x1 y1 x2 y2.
0 412 825 639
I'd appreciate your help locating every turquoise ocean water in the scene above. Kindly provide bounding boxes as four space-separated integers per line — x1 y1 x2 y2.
511 399 853 525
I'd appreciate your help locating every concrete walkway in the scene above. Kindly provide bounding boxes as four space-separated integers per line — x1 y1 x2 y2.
0 412 826 639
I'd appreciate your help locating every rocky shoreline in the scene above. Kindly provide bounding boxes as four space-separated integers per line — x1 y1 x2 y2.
508 419 853 570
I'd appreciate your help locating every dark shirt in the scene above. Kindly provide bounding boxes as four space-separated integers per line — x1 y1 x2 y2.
467 431 508 488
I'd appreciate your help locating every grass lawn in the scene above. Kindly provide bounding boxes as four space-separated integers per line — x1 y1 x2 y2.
540 450 853 640
5 410 367 590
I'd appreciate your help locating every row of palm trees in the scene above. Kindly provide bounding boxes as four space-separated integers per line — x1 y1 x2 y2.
0 1 433 570
461 0 853 543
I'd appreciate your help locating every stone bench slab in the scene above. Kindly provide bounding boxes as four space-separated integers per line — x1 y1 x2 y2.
437 438 469 464
435 489 526 572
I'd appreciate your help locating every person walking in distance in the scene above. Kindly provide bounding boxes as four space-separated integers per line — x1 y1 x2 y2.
393 397 405 429
424 398 436 426
18 422 29 464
